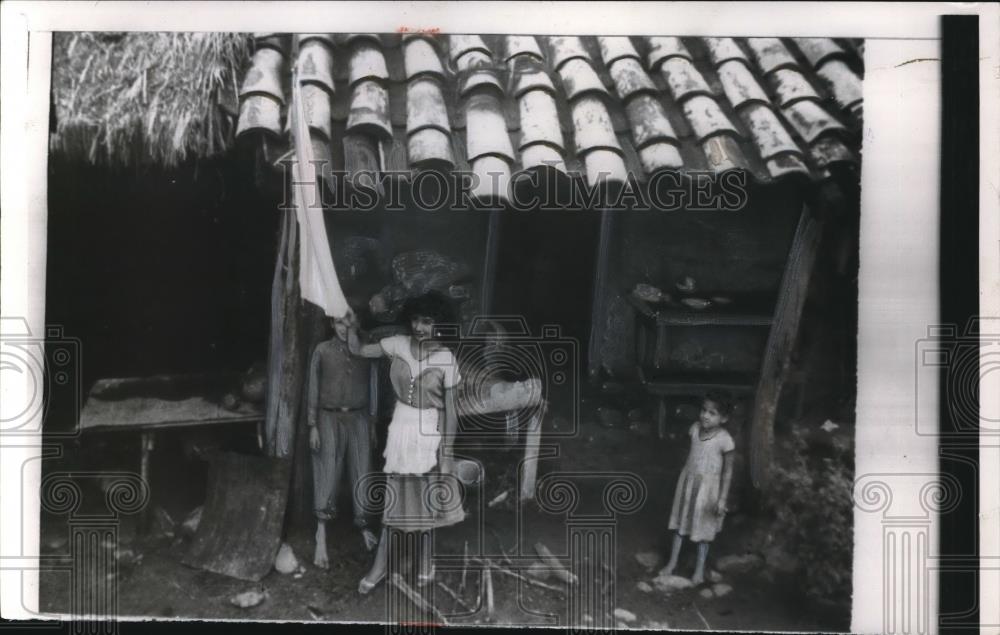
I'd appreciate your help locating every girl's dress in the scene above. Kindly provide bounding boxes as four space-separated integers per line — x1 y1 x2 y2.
668 423 735 543
378 335 465 531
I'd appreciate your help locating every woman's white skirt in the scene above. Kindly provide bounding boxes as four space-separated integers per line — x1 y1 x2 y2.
382 402 441 475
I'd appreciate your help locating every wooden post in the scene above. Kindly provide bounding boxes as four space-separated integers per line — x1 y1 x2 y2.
749 205 825 488
481 209 502 315
587 208 616 380
519 408 544 502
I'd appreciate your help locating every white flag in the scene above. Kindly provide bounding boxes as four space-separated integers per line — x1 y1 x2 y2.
290 63 349 318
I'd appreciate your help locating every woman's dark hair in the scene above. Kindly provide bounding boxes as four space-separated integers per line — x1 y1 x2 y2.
704 391 735 417
400 291 457 327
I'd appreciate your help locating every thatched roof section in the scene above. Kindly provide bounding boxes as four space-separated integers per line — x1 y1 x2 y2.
50 32 251 167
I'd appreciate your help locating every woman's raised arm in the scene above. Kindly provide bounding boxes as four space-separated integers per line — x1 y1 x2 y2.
347 323 385 359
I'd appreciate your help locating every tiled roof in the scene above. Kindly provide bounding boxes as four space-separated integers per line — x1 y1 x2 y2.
236 34 863 202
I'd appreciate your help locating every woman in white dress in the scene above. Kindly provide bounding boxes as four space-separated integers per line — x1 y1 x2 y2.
347 291 464 593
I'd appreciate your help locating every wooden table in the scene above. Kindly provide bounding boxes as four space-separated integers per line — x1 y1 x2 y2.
626 293 771 437
77 374 265 528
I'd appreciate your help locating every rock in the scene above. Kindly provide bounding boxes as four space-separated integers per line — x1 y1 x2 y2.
582 614 593 624
820 419 840 433
652 569 694 593
715 553 763 574
636 581 653 593
274 543 299 574
708 569 723 583
634 551 660 571
645 621 671 630
699 588 714 599
180 505 203 536
616 621 628 629
229 588 267 609
712 583 733 598
613 608 637 622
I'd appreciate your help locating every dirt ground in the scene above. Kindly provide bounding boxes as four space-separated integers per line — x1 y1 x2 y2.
38 394 850 631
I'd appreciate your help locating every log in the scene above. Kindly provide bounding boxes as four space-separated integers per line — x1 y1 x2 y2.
534 542 578 585
483 560 495 620
749 206 825 488
460 540 469 593
455 378 544 417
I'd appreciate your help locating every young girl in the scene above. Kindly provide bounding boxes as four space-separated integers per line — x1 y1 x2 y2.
664 392 736 585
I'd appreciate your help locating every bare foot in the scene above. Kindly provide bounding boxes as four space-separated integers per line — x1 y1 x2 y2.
313 547 329 569
691 571 705 585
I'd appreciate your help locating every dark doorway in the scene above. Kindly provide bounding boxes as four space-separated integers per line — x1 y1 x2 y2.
492 209 602 376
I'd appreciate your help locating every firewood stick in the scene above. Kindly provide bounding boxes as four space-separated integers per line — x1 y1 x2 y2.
534 542 578 585
470 557 565 594
390 573 448 625
460 540 469 593
483 559 495 620
437 581 473 613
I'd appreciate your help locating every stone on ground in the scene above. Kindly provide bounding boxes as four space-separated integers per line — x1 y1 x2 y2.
652 569 694 593
274 542 299 574
708 569 723 583
712 583 733 598
699 588 714 599
613 608 637 622
636 581 653 593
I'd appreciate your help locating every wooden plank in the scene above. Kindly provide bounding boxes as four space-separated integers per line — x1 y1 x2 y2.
78 374 265 433
481 209 501 315
749 206 825 488
639 367 757 396
264 207 296 458
624 293 772 327
519 409 544 502
587 208 616 379
182 451 291 581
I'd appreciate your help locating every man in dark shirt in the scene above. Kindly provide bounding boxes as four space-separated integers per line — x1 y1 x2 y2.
308 316 377 568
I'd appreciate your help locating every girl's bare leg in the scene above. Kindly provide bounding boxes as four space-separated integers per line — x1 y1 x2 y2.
359 527 389 593
664 533 683 575
314 520 329 569
692 542 710 585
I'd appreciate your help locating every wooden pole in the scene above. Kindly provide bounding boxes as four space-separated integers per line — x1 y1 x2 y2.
749 204 825 488
481 209 502 315
519 407 544 502
587 208 616 380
